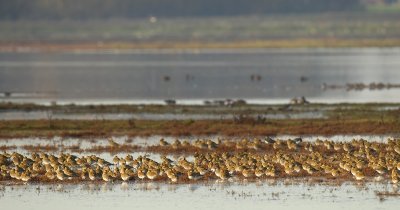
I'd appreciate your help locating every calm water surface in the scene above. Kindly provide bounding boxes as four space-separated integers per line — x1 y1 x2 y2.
0 181 398 210
1 48 400 104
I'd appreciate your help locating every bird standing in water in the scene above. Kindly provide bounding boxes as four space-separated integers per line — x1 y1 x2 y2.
264 136 276 144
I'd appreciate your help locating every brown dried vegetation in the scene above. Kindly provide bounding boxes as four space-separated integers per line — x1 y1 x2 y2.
0 118 399 139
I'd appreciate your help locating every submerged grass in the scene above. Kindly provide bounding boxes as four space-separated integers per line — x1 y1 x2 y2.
3 39 400 51
0 118 399 138
0 103 398 138
0 102 399 115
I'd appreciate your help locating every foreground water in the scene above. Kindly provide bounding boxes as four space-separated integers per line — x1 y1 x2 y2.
0 180 399 210
1 48 400 104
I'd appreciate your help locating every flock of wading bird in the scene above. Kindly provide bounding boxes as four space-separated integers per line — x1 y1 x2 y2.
1 137 400 184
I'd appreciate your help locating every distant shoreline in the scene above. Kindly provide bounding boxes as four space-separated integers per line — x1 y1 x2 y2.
2 13 399 51
2 39 400 52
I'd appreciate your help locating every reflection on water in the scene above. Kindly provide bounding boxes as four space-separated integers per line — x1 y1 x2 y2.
1 48 400 104
0 180 398 210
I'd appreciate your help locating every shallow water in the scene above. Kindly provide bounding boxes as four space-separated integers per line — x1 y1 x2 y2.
0 110 325 120
1 48 400 104
0 180 398 210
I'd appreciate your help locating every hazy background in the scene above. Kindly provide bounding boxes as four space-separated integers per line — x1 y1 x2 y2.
0 0 367 19
0 0 400 43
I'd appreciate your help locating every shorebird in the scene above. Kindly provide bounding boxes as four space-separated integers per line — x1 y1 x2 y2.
287 140 298 150
293 137 302 144
302 164 315 175
88 169 96 181
394 146 400 155
125 155 134 165
165 169 178 182
120 169 131 181
20 172 31 182
167 170 178 182
80 168 87 180
284 166 294 175
254 168 264 177
172 139 181 149
63 166 75 177
206 140 218 150
108 138 119 148
331 169 340 177
195 166 208 175
391 168 399 184
333 143 342 151
42 156 51 165
56 169 65 181
264 136 276 144
182 140 191 147
137 169 146 179
215 168 229 180
32 162 42 172
146 169 158 180
242 168 254 178
324 141 333 150
45 171 56 180
113 156 120 166
178 157 192 170
159 138 169 146
273 140 284 150
187 170 202 180
351 168 365 181
373 164 387 175
161 156 174 165
265 167 276 177
102 170 111 182
293 164 301 173
343 143 353 152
